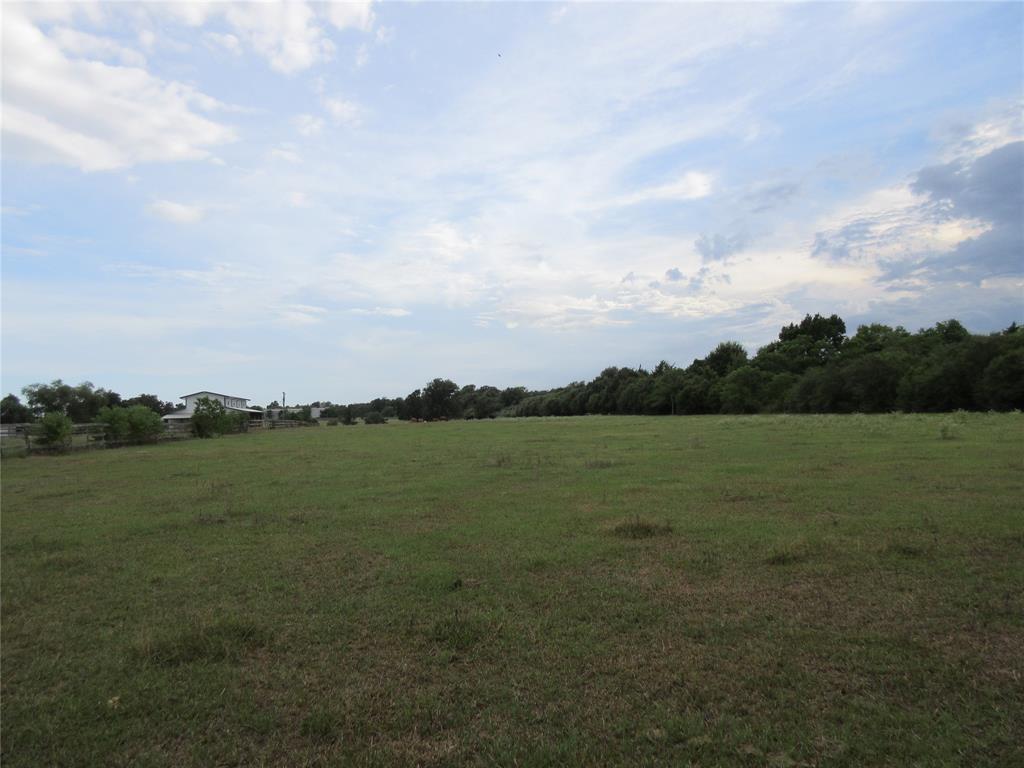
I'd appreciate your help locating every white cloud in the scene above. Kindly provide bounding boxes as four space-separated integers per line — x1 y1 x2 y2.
1 5 235 172
52 27 147 66
270 145 302 163
355 44 370 69
613 171 714 207
222 2 335 74
323 2 375 32
935 100 1024 163
288 191 310 207
349 307 411 317
148 200 206 223
293 113 324 136
137 28 156 52
204 31 242 56
322 96 363 126
274 303 327 326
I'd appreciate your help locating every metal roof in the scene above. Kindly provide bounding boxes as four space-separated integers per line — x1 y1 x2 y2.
179 391 250 401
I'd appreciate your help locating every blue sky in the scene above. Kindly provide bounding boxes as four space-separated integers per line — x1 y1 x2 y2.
2 1 1022 405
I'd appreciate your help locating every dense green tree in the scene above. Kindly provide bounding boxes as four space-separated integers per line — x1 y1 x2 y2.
719 367 772 413
191 397 244 437
501 387 528 407
34 412 72 449
648 363 685 414
704 342 749 378
978 348 1024 410
1 394 33 423
21 380 121 422
123 394 176 416
423 378 458 420
841 354 902 412
400 389 424 420
676 369 719 414
755 314 847 374
98 405 165 443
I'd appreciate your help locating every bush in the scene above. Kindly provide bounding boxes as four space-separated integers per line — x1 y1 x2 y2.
35 412 72 450
191 397 243 438
99 405 164 444
978 349 1024 410
125 403 165 438
362 410 387 424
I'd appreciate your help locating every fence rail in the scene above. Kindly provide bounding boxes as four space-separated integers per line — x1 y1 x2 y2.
0 417 312 458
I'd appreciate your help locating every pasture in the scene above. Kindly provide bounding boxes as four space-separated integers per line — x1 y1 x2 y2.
2 413 1022 767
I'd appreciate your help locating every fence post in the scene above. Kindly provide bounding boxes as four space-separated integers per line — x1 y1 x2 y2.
23 426 31 456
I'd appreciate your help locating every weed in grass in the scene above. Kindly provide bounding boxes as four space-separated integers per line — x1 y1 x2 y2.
765 541 812 566
689 436 706 449
885 541 928 558
611 516 672 539
196 512 226 525
38 554 86 572
131 618 271 666
585 458 615 470
429 610 488 652
939 421 960 440
300 710 339 743
3 536 70 556
692 549 722 576
488 452 513 468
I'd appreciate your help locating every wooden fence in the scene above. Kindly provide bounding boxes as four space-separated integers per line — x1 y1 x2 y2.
0 417 317 457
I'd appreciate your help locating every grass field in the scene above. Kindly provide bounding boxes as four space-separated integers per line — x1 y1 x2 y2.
2 414 1022 767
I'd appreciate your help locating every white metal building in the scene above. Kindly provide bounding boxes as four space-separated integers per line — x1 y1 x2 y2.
162 391 265 424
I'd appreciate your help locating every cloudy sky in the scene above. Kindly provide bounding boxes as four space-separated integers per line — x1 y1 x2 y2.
2 1 1022 405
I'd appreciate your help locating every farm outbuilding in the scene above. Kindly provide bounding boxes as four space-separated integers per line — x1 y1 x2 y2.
162 391 265 426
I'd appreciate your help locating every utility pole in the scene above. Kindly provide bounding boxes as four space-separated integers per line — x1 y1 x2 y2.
282 392 286 407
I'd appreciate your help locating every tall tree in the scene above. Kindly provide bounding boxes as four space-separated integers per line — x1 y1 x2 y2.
422 378 458 420
1 394 33 423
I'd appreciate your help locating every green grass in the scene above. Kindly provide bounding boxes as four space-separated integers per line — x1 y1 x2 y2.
2 413 1022 767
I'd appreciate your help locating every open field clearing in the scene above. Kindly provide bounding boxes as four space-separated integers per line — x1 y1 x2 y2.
2 414 1022 767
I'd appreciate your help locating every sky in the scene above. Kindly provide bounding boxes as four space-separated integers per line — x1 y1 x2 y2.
2 1 1022 406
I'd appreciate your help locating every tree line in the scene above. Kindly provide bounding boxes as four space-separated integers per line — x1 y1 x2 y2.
4 315 1020 429
330 316 1022 420
1 382 177 424
317 381 531 423
510 316 1023 417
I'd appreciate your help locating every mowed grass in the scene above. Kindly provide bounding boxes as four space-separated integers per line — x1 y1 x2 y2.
2 413 1022 767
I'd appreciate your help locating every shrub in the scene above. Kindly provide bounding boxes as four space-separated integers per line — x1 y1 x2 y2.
362 410 387 425
98 405 164 444
97 405 130 441
35 412 72 450
191 397 243 438
126 405 164 441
